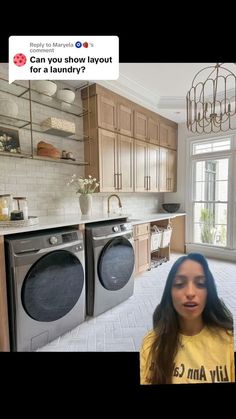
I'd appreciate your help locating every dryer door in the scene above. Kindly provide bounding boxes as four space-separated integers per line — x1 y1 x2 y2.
21 250 84 322
98 237 134 290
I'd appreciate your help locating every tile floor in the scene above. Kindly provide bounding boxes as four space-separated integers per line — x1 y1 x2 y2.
38 253 236 352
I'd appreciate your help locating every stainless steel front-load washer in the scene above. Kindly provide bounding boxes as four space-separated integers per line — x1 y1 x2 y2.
5 227 85 351
85 220 135 317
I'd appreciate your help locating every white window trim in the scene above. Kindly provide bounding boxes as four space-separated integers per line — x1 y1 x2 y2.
185 133 236 259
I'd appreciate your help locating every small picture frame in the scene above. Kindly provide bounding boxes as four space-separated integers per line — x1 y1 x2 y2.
0 126 21 154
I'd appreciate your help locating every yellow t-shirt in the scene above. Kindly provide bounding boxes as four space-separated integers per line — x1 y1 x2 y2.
140 326 235 384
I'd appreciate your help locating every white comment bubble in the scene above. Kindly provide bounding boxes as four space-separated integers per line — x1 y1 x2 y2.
9 36 119 84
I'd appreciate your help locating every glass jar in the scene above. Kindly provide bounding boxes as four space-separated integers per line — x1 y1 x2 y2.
0 194 12 221
12 197 28 220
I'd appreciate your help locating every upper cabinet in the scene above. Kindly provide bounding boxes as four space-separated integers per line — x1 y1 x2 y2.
0 77 90 166
97 93 133 137
159 147 177 192
134 109 159 145
98 129 133 192
160 123 177 150
134 140 159 192
82 83 178 193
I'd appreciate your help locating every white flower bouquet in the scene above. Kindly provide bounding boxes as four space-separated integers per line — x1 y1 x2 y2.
67 174 99 194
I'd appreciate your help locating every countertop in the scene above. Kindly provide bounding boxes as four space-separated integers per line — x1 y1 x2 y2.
0 212 186 236
126 212 186 225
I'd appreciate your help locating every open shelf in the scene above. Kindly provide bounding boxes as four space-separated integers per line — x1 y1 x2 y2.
0 151 32 159
0 114 31 129
0 78 29 97
0 77 91 166
32 155 89 165
26 89 88 117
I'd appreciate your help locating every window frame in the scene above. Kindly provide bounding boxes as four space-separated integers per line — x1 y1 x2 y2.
186 134 235 250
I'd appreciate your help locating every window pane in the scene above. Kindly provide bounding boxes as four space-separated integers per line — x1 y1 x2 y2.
194 159 228 202
193 203 227 246
215 159 228 181
195 161 205 181
193 139 230 155
195 181 205 201
215 180 228 201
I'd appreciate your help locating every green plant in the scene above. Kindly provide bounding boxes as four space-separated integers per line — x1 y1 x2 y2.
199 208 216 244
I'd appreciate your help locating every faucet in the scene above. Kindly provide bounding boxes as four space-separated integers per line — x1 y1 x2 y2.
107 194 122 215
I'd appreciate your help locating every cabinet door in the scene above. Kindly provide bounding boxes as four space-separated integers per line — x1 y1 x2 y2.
118 135 133 192
134 140 148 192
98 129 117 192
148 144 159 192
168 126 177 150
160 123 177 150
135 233 150 274
159 147 177 192
159 147 168 192
117 103 133 137
160 124 169 148
134 110 148 141
167 149 177 192
97 95 116 131
148 117 159 145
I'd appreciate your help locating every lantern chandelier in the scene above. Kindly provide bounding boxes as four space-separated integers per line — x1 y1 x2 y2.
186 63 236 134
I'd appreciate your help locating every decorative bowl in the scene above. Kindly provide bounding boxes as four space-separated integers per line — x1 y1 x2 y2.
162 203 180 213
57 88 75 104
32 80 57 96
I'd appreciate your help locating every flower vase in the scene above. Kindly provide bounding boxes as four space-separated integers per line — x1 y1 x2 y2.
79 194 92 215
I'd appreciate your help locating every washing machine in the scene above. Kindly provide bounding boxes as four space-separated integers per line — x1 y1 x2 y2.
5 227 85 352
85 220 135 317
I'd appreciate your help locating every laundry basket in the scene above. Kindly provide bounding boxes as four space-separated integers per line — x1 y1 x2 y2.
160 225 172 248
151 225 163 251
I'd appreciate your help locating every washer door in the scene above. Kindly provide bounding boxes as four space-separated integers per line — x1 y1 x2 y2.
21 250 84 322
98 237 134 290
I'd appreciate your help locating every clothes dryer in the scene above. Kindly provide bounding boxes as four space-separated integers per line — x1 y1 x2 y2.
5 227 85 351
85 220 135 317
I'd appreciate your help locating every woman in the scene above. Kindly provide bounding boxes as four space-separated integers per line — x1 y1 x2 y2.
140 253 235 384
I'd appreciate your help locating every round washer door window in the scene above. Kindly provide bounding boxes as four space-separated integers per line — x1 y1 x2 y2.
98 237 134 290
21 250 84 322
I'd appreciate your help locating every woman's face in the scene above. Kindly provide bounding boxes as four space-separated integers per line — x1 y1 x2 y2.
171 259 207 321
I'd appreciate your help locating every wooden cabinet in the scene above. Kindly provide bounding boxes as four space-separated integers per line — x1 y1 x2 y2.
159 147 177 192
134 140 159 192
134 223 151 275
160 123 177 150
82 83 178 193
134 110 159 145
98 93 133 137
98 129 133 192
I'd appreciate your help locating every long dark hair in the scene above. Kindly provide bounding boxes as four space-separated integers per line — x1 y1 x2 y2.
149 253 233 384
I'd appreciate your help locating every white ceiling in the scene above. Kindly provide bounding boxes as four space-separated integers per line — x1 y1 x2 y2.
69 63 236 124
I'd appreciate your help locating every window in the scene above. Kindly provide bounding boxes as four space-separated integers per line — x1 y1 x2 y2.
193 158 228 246
189 136 233 248
192 139 230 155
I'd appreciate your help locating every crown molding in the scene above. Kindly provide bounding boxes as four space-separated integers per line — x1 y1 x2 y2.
158 96 186 109
93 73 160 113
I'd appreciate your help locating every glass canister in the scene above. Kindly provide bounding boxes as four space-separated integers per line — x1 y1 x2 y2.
0 194 13 221
12 197 28 220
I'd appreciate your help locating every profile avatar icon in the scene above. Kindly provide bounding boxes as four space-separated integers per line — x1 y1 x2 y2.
13 53 27 67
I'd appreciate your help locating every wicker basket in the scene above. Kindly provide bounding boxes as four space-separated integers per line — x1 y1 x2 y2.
151 226 163 251
160 226 172 248
0 216 39 228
